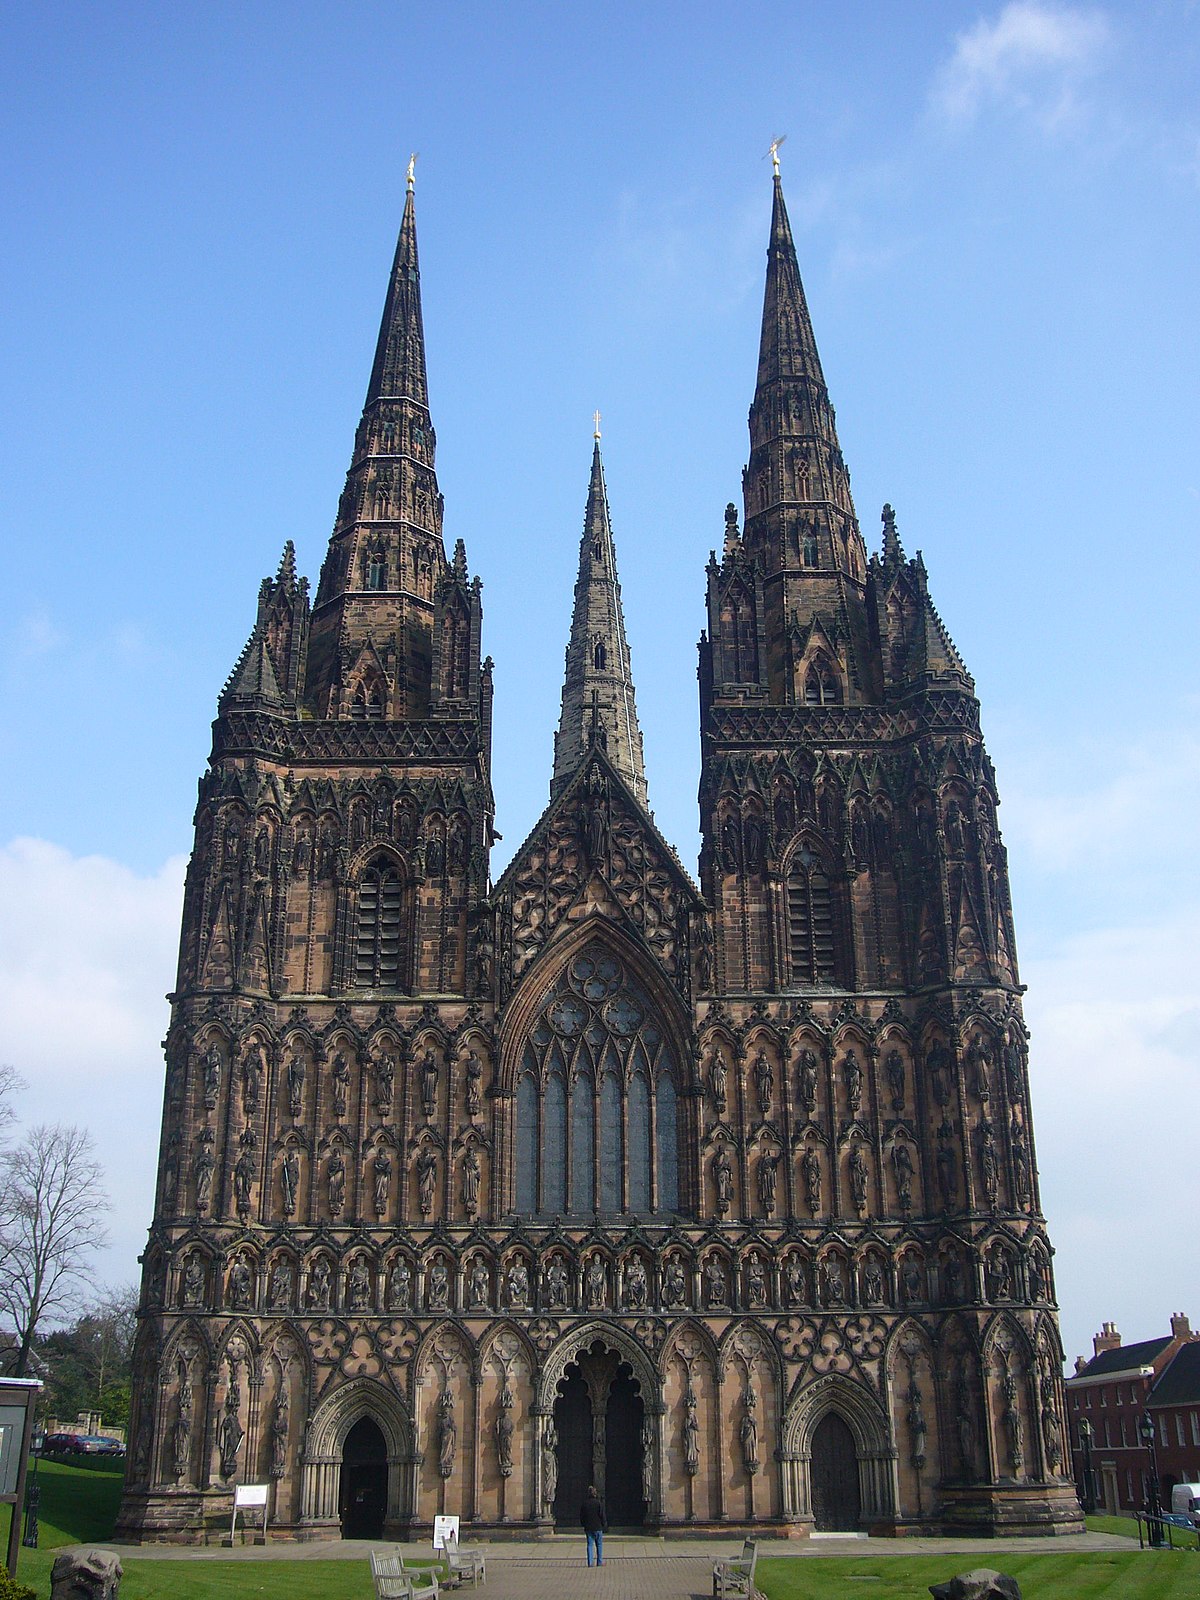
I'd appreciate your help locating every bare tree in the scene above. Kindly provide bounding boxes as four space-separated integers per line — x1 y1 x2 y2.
0 1063 24 1145
0 1124 110 1377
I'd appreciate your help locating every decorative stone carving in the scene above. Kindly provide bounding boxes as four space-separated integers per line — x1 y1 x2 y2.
437 1389 457 1478
663 1257 687 1308
426 1260 450 1311
584 1253 607 1310
796 1048 818 1114
683 1381 700 1476
496 1379 514 1478
464 1050 483 1116
713 1147 733 1216
541 1420 558 1510
461 1147 481 1217
270 1386 289 1478
376 1052 395 1116
347 1259 372 1311
753 1050 773 1117
886 1048 905 1109
373 1152 391 1216
388 1259 412 1310
740 1386 759 1474
286 1054 305 1118
543 1257 569 1310
280 1149 300 1216
331 1052 351 1119
842 1050 863 1117
420 1050 439 1119
505 1260 529 1309
849 1143 869 1216
327 1151 346 1215
802 1145 821 1215
202 1045 221 1112
710 1051 729 1117
756 1151 778 1216
416 1148 438 1217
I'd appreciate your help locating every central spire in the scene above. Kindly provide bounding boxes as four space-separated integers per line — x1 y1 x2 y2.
551 436 647 806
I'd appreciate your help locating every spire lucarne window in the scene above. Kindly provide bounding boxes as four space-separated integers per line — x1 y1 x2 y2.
514 944 679 1216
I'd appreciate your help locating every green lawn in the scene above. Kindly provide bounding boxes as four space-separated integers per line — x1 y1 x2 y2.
9 1459 1196 1600
756 1551 1197 1600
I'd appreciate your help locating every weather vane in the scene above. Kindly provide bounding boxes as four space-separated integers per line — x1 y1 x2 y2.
406 152 419 190
765 134 787 176
593 410 602 441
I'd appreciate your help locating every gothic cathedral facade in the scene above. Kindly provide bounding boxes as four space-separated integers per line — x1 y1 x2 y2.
116 171 1081 1540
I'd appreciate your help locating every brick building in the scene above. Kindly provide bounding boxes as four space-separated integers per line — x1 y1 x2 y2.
1148 1339 1200 1500
115 166 1080 1541
1066 1314 1196 1512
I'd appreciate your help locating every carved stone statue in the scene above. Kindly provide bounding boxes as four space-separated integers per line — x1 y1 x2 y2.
202 1045 221 1112
420 1050 439 1119
388 1258 412 1310
464 1050 483 1117
900 1257 922 1305
943 798 966 855
193 1148 214 1214
1002 1371 1023 1472
756 1151 778 1215
1040 1371 1063 1473
467 1259 490 1311
416 1147 438 1217
437 1390 457 1478
347 1258 371 1311
907 1379 927 1471
241 1046 263 1116
978 1120 999 1205
280 1149 300 1216
625 1257 648 1310
331 1052 351 1119
373 1152 391 1215
842 1050 863 1117
739 1388 759 1474
802 1145 821 1214
426 1260 449 1311
891 1140 915 1212
461 1147 481 1217
218 1377 244 1480
542 1420 558 1509
683 1383 700 1476
885 1048 905 1108
227 1258 252 1308
712 1147 733 1216
506 1259 529 1309
709 1051 728 1117
943 1252 964 1304
172 1375 192 1481
641 1415 655 1507
286 1054 305 1117
233 1146 255 1216
753 1050 773 1117
181 1256 205 1306
822 1256 846 1306
664 1258 687 1308
268 1261 291 1309
796 1048 818 1113
926 1038 953 1107
1011 1115 1031 1206
327 1151 346 1215
863 1259 885 1305
584 1253 607 1310
849 1143 869 1215
1004 1029 1025 1100
308 1258 332 1310
694 915 714 993
544 1257 569 1310
936 1124 958 1209
270 1389 289 1478
375 1052 395 1116
956 1381 976 1478
784 1256 807 1307
967 1032 992 1101
496 1381 514 1478
703 1257 727 1308
746 1256 767 1307
988 1248 1012 1302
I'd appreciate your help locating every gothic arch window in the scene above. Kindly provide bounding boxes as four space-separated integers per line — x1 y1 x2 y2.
363 548 387 591
787 845 837 985
804 656 842 706
354 858 410 990
512 943 680 1218
350 680 386 720
593 639 607 671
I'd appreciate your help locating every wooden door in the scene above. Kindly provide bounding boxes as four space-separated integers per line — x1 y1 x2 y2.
811 1412 861 1531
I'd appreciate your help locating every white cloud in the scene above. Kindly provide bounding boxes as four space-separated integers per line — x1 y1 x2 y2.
931 2 1109 129
0 838 186 1302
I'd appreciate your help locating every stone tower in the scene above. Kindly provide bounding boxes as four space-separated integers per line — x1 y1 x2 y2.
118 169 1080 1542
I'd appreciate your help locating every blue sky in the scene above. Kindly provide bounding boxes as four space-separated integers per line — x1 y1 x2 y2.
0 1 1197 1368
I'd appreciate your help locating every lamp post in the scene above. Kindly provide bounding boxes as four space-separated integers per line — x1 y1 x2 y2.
1077 1417 1096 1515
1140 1411 1163 1547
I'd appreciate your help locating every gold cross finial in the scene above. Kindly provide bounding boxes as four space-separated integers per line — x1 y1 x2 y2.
406 152 418 191
767 134 787 176
593 410 602 441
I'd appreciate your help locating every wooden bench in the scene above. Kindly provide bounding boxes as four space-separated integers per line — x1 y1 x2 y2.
712 1538 758 1599
442 1529 486 1587
371 1550 440 1600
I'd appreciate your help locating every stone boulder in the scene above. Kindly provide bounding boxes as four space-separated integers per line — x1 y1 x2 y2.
929 1571 1021 1600
50 1549 123 1600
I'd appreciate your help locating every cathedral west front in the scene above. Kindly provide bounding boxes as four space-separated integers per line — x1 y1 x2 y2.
116 163 1083 1541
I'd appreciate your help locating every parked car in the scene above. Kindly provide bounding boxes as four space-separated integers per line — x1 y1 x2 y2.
43 1432 87 1456
89 1436 126 1457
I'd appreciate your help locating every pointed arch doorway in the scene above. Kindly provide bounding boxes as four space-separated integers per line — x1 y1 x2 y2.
810 1412 861 1531
551 1341 646 1529
339 1415 387 1538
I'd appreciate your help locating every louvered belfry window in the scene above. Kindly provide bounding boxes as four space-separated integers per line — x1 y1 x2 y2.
788 846 836 984
355 860 407 988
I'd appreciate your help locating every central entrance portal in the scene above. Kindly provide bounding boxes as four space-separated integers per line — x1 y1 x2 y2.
811 1412 861 1531
551 1341 646 1528
339 1415 387 1539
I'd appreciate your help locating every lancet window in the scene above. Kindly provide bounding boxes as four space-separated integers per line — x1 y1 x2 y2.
514 944 680 1217
803 656 842 705
787 845 837 984
354 857 409 989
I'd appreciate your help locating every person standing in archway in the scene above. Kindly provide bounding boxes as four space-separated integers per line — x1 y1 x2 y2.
580 1483 607 1566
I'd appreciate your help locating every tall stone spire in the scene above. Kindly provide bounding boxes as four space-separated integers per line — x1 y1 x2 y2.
736 171 873 702
306 162 451 718
551 434 647 806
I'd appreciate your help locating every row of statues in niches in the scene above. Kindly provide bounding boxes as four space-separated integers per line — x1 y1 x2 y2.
162 1231 1050 1318
703 1031 1026 1126
192 1039 487 1123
